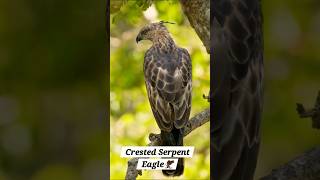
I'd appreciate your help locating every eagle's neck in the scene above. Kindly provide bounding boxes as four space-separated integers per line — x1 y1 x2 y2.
152 33 176 53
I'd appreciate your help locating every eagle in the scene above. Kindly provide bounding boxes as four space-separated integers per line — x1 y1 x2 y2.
212 0 264 180
136 21 192 176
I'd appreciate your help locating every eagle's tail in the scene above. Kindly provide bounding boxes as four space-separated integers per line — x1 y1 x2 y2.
161 127 184 176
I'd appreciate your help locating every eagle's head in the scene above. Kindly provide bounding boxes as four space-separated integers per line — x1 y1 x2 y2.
136 21 173 43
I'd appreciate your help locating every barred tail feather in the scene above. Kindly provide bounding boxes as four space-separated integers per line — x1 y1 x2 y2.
161 127 184 176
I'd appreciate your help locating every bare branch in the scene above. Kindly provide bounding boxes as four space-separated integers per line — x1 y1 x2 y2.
296 91 320 129
260 147 320 180
125 108 210 180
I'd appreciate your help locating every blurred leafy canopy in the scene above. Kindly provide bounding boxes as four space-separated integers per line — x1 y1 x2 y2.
111 0 153 23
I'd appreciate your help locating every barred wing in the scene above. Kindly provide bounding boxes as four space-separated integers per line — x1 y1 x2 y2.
211 0 264 179
144 48 192 132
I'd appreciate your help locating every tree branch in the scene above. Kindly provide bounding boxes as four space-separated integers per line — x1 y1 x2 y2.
260 147 320 180
125 108 210 180
179 0 210 53
296 91 320 129
260 91 320 180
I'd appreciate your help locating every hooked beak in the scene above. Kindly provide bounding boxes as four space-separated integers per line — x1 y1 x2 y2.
136 34 142 43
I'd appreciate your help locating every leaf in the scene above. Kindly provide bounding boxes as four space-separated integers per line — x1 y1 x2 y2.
111 1 144 24
137 0 153 11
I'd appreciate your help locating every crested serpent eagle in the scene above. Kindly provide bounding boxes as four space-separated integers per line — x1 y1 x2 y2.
136 21 192 176
212 0 264 180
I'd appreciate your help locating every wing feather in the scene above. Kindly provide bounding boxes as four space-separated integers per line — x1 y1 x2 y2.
144 47 192 132
212 0 263 179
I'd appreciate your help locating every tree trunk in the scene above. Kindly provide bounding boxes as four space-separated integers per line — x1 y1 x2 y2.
179 0 210 54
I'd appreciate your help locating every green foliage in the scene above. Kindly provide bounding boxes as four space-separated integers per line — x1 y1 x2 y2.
110 1 210 179
110 0 158 13
0 0 107 179
136 0 154 10
155 1 183 24
110 0 156 24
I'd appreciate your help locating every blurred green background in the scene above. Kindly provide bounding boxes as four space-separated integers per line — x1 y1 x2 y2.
257 0 320 178
110 1 210 179
0 0 107 179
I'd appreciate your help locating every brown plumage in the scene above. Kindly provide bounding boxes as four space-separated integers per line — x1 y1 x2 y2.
136 21 192 176
211 0 264 180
